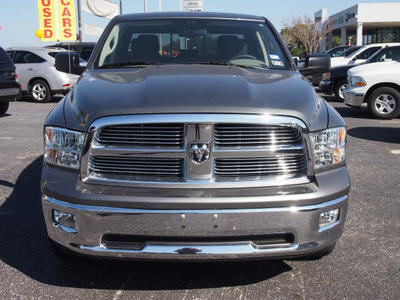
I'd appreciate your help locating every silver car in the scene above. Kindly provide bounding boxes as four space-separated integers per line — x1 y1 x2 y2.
6 47 79 102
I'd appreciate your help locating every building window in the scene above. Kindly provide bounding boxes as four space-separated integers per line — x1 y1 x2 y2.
363 28 400 44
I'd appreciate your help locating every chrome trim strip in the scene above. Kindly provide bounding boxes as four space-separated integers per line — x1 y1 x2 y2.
82 173 310 188
79 243 299 256
318 221 340 233
51 222 77 234
43 194 347 214
88 114 308 131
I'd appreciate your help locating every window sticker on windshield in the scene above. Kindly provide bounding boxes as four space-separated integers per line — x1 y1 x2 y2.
271 60 284 66
269 54 281 60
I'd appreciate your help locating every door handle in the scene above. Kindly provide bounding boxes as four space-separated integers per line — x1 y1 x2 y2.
27 68 33 71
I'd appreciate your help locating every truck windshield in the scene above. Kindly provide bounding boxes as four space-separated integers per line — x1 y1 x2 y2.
365 46 400 63
337 46 362 58
95 18 289 70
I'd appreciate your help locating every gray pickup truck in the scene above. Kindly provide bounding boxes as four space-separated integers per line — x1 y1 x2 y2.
41 12 349 260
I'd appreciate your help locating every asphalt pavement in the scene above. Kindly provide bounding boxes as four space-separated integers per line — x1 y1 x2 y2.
0 94 399 300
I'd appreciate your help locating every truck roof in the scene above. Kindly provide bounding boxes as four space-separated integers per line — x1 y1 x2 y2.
116 11 266 22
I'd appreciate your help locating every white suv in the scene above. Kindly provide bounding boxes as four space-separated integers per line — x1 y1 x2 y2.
6 47 80 102
344 60 400 119
330 43 400 68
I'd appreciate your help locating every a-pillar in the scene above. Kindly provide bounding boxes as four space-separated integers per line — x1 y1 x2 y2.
356 22 363 45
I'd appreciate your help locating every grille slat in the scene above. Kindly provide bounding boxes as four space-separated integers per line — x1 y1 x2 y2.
214 156 307 180
96 123 185 148
215 124 301 148
88 156 184 181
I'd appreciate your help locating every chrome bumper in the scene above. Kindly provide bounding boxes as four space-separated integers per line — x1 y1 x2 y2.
343 89 365 107
42 195 348 260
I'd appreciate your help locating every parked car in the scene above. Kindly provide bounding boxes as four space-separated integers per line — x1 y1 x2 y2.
344 60 400 119
324 45 351 57
42 12 349 261
6 47 80 102
330 43 400 68
0 47 21 115
320 45 400 100
47 42 96 61
310 46 352 86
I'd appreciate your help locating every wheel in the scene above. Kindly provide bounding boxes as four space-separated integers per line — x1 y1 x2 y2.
368 87 400 119
0 101 9 115
334 80 348 101
30 80 51 102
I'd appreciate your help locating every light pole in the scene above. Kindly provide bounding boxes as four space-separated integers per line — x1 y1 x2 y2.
144 0 147 12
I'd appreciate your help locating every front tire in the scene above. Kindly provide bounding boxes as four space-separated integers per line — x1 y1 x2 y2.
30 80 51 103
368 87 400 119
334 80 348 101
0 101 9 115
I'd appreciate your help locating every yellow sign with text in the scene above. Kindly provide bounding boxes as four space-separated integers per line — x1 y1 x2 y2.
57 0 76 41
37 0 57 41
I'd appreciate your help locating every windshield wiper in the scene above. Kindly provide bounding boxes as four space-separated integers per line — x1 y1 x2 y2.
99 61 153 69
194 62 235 66
195 61 267 70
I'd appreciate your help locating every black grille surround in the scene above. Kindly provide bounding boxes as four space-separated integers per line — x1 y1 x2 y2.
81 114 311 187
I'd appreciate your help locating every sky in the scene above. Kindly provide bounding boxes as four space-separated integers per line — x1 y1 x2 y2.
0 0 397 49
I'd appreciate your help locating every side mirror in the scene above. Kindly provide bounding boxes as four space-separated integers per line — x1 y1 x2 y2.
298 54 330 76
55 52 85 75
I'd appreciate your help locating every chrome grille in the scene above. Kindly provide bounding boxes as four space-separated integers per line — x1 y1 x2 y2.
214 155 307 180
214 124 302 148
82 114 310 187
88 155 184 182
95 123 185 148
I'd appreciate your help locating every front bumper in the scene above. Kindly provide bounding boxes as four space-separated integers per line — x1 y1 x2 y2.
319 80 333 95
343 87 365 107
42 167 349 260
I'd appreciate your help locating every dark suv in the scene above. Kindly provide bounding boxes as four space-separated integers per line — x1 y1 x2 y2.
0 47 21 115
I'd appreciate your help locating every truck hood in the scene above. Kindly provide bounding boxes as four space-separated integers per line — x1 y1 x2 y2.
330 57 351 68
63 65 327 131
348 61 400 76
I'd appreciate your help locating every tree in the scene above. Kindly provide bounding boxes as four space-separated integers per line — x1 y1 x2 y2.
282 15 332 54
280 28 294 46
280 28 306 58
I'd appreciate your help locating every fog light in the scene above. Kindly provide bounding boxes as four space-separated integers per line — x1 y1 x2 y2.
319 209 339 228
53 209 76 230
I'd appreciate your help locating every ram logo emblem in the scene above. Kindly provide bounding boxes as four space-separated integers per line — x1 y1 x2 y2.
190 143 210 164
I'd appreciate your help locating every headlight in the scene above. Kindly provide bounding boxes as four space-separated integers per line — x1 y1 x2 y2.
310 127 346 171
348 75 367 87
44 126 86 169
321 72 330 81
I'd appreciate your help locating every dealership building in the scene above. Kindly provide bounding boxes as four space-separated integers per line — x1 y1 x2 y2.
315 3 400 52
